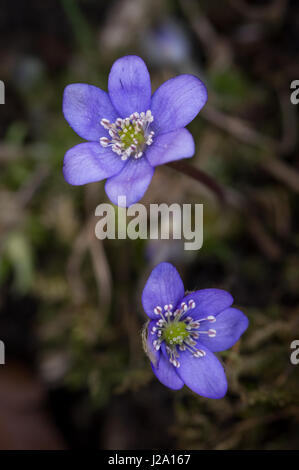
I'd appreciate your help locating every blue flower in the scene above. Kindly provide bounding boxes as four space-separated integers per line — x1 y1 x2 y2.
142 262 248 398
63 55 207 207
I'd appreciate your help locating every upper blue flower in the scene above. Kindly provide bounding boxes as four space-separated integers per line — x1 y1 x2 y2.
142 262 249 399
62 55 207 207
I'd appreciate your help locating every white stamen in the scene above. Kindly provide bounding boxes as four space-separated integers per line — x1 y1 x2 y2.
207 315 216 322
208 329 216 337
99 137 110 147
154 306 162 315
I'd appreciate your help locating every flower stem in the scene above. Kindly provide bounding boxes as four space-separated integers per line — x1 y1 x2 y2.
167 161 228 205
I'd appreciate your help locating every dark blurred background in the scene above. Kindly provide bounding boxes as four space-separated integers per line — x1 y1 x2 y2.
0 0 299 450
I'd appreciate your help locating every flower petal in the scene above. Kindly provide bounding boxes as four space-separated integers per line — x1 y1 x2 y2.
142 262 185 320
63 84 118 141
182 289 234 321
151 344 184 390
108 55 151 118
176 347 227 399
105 157 154 207
63 142 126 185
145 128 195 167
150 74 207 134
197 307 249 352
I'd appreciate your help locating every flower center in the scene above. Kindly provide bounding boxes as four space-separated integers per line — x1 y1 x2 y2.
163 321 189 346
99 110 154 161
150 301 217 368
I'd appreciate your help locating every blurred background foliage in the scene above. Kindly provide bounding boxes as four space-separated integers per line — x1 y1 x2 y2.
0 0 299 449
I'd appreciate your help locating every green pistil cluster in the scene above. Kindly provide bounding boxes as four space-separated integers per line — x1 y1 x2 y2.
100 110 154 161
163 321 189 346
150 301 213 368
119 124 145 149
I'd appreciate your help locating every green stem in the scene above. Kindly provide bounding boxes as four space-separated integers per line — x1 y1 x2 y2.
167 161 227 204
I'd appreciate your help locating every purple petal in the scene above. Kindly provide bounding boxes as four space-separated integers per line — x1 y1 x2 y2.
105 157 154 206
176 347 227 398
145 128 195 167
63 142 126 185
151 344 184 390
108 56 151 118
142 262 185 320
197 307 249 352
151 74 207 134
63 84 118 141
182 289 234 321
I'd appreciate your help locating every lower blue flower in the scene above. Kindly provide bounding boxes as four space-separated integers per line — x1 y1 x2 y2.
142 262 249 399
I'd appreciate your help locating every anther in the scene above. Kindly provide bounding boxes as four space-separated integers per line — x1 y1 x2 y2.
207 315 216 322
181 302 188 312
193 349 205 358
100 137 110 147
154 306 162 315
